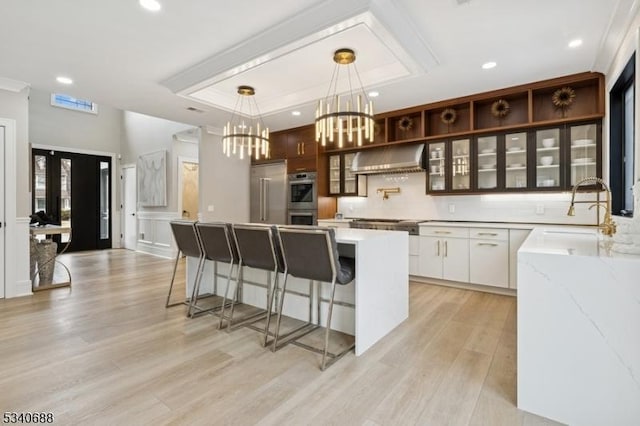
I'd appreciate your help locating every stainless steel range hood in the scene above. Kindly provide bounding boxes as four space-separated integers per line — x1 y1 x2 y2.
351 144 425 174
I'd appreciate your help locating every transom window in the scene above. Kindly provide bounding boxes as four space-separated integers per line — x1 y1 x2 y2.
50 93 98 114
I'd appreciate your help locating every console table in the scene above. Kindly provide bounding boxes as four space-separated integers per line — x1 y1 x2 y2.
30 225 72 291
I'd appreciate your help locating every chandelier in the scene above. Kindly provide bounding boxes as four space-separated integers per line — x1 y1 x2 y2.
315 48 375 148
222 85 269 160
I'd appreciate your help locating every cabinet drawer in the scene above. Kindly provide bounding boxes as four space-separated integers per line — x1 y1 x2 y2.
469 239 509 287
469 228 508 241
419 226 469 238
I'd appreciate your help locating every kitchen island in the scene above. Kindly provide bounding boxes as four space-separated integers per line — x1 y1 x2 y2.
187 227 409 356
517 227 640 425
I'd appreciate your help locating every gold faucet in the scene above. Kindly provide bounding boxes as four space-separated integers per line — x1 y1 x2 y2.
567 177 617 236
376 187 400 200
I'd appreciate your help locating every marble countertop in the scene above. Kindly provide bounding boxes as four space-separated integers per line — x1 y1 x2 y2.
519 226 640 260
334 228 407 243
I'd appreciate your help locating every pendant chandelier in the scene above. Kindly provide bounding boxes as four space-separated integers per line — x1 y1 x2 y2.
222 85 270 160
315 48 375 148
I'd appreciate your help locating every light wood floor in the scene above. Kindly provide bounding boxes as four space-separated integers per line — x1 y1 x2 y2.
0 249 562 426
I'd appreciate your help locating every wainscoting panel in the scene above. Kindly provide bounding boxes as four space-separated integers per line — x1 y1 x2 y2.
135 211 179 259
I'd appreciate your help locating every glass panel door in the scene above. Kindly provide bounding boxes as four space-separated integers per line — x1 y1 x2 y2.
477 136 497 190
535 128 561 188
343 153 357 194
33 155 48 213
451 139 470 191
99 161 110 240
60 158 71 243
569 123 598 186
328 154 340 194
427 142 446 192
505 132 527 189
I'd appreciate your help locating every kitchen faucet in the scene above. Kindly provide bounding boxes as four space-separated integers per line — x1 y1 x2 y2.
567 176 617 236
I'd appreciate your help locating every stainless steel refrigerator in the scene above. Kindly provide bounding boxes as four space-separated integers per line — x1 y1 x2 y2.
250 162 287 224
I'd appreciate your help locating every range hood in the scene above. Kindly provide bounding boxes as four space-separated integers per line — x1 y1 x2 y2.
351 144 425 174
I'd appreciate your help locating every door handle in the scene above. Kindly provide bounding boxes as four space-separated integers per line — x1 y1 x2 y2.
301 143 305 155
434 231 451 234
477 232 497 236
477 243 499 247
436 240 440 256
131 213 135 216
444 240 448 257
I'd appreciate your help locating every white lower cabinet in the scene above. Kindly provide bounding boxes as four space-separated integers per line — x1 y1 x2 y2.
418 227 469 282
409 235 420 276
469 228 509 288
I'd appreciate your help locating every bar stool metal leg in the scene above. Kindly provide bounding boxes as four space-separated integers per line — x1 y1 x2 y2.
262 270 279 347
187 255 206 318
165 249 183 308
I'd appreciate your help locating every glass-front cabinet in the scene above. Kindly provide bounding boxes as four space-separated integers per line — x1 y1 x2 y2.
328 153 366 196
424 120 600 194
505 131 527 189
451 139 471 191
569 123 599 186
534 127 562 189
426 139 470 193
426 142 446 192
476 135 498 190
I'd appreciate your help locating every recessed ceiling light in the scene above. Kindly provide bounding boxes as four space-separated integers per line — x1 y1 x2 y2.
368 91 380 98
56 76 73 85
568 39 583 48
139 0 161 12
291 111 301 116
482 61 497 70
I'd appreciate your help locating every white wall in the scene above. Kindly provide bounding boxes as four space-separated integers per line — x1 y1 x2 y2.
121 111 196 214
0 88 31 297
198 129 250 222
338 172 598 225
602 6 640 186
29 88 122 154
0 87 30 217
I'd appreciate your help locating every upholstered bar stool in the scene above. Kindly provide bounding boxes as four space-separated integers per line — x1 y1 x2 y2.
166 220 207 313
193 222 240 320
274 226 356 370
223 223 283 335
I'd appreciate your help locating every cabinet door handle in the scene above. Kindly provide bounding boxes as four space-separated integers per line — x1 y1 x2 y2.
296 167 305 171
301 143 305 155
434 231 451 235
477 243 499 247
436 240 440 256
444 241 448 257
477 232 498 236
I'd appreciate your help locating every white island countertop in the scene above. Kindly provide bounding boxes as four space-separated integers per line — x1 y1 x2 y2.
517 226 640 426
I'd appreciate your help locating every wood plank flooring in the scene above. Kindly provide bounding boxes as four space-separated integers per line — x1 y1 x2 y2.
0 249 562 425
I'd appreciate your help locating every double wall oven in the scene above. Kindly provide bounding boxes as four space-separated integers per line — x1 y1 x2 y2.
287 172 317 225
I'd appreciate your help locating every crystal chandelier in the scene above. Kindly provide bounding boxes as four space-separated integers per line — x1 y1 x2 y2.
315 48 375 148
222 85 270 160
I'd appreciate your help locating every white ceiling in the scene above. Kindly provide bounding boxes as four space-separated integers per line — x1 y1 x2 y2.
0 0 635 132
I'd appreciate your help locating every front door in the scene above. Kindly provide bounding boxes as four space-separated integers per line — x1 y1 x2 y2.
32 149 112 252
122 166 137 250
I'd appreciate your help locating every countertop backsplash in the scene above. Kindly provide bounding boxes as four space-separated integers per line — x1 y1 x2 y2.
337 172 602 225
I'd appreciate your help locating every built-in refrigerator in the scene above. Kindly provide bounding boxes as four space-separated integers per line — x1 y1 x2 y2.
250 162 287 224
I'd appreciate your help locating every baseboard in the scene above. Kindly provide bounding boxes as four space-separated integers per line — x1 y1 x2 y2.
6 280 33 298
136 241 175 259
410 275 517 296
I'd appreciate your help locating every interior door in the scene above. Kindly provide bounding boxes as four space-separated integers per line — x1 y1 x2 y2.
122 166 137 250
0 125 5 298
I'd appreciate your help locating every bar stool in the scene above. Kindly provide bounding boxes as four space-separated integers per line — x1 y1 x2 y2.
224 223 283 335
193 222 239 320
274 225 356 370
166 220 208 313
